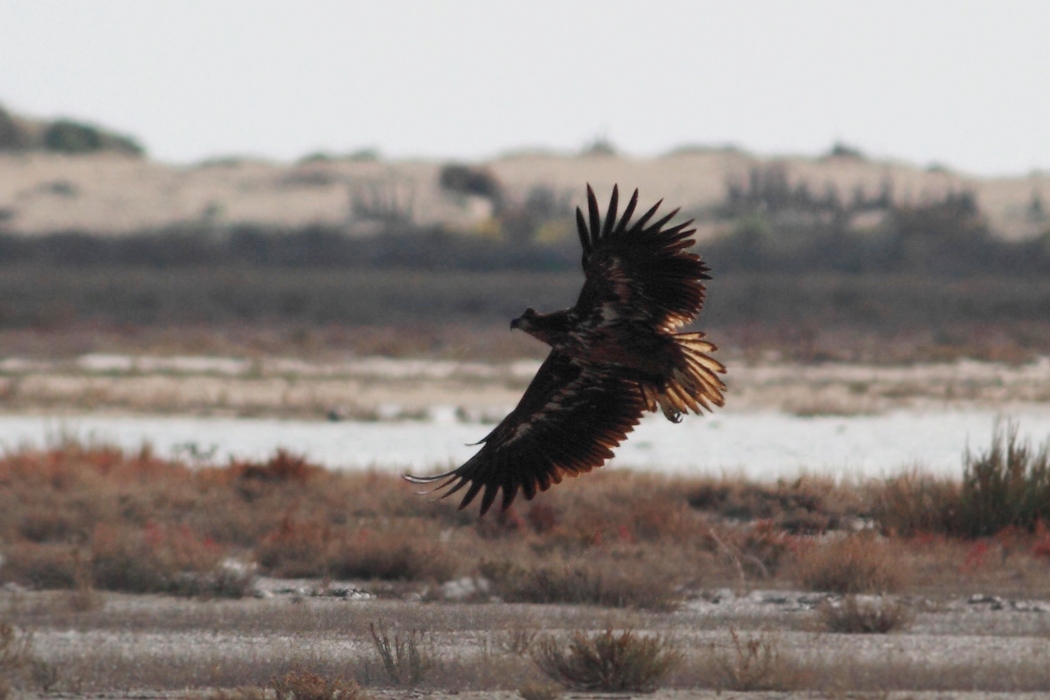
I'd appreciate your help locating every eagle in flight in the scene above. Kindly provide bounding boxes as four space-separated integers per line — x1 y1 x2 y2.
405 185 726 515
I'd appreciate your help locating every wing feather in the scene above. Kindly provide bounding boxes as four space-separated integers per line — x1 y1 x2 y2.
575 185 709 331
404 351 644 515
587 186 602 247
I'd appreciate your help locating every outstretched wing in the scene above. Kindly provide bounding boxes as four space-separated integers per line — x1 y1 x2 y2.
404 352 645 515
574 184 709 331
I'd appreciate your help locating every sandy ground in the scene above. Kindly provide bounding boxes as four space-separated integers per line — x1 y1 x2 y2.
1 150 1047 239
2 353 1049 420
5 580 1050 698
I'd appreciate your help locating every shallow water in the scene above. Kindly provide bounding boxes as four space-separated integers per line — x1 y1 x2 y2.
3 407 1050 480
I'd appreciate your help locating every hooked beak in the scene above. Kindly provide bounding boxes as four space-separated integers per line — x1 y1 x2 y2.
511 308 535 332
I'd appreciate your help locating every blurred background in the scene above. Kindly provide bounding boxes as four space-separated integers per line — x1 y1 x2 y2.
0 1 1045 411
1 0 1049 370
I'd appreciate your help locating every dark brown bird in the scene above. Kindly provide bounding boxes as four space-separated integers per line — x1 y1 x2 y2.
405 185 726 515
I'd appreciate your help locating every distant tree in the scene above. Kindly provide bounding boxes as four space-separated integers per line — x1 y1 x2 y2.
1027 190 1045 222
0 104 29 151
579 136 617 157
42 118 144 156
825 141 866 160
438 164 503 203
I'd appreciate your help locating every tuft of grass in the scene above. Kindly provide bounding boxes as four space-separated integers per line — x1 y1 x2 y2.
957 420 1050 537
818 595 914 634
271 667 370 700
498 626 539 656
792 533 908 594
872 422 1050 539
368 621 432 687
0 621 33 694
870 466 960 537
68 548 103 612
532 626 681 693
714 629 809 691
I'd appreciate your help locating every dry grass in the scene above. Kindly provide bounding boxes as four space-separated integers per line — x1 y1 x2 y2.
0 621 36 698
199 669 371 700
685 474 866 534
791 533 910 594
367 621 432 687
479 553 685 610
869 466 961 536
8 586 1050 696
4 435 1050 609
712 629 810 691
873 422 1050 540
817 595 914 634
271 667 371 700
532 627 682 692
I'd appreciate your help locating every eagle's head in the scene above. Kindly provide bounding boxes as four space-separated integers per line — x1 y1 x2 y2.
510 307 572 348
510 307 539 331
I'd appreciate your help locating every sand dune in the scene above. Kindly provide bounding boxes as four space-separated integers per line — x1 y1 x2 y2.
1 149 1046 239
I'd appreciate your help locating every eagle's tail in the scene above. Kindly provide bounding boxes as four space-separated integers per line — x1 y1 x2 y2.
643 332 726 422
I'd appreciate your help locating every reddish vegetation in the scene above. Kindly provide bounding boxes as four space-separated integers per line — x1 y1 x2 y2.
2 440 1050 601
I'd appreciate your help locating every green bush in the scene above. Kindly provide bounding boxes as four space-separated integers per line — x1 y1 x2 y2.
957 421 1050 537
42 118 143 155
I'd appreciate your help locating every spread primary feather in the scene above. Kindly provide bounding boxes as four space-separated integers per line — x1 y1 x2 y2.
404 184 727 515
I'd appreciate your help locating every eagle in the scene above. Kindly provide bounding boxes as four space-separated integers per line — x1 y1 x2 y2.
405 185 726 515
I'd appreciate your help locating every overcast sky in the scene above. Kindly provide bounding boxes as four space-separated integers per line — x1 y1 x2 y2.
2 1 1047 175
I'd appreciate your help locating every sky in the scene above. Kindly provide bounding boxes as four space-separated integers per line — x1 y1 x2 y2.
1 1 1048 176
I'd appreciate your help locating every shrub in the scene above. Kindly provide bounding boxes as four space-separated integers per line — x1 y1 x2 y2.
792 533 908 594
438 164 502 201
686 475 862 533
817 595 913 634
0 543 78 589
498 626 539 656
532 627 681 692
255 517 332 578
714 629 808 691
957 421 1050 537
0 622 33 692
256 519 453 582
42 118 144 155
479 556 682 610
0 105 28 151
368 621 432 686
329 529 453 582
871 467 961 536
271 667 370 700
69 548 103 611
231 450 324 485
90 522 223 594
